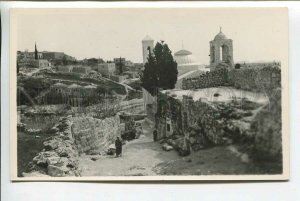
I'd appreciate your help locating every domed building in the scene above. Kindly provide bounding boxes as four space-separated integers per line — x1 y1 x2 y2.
174 48 204 76
174 49 196 65
173 47 209 89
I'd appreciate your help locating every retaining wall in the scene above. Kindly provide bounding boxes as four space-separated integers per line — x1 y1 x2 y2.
182 66 281 94
71 115 121 154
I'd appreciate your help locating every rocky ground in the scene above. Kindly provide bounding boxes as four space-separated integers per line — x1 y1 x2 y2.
19 106 281 177
78 120 275 176
22 116 81 177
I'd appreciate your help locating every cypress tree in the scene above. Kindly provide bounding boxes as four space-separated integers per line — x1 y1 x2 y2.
141 41 178 96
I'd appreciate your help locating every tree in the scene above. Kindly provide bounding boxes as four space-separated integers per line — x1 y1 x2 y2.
61 55 68 66
235 63 241 69
140 41 178 96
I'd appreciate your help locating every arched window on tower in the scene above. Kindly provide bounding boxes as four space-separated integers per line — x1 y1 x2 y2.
222 45 229 62
211 46 215 62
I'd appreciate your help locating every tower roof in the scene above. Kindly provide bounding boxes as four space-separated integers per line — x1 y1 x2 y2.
142 35 154 41
214 28 228 41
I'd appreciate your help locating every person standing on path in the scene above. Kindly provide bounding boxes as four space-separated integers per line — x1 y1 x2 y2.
153 129 158 142
115 137 123 157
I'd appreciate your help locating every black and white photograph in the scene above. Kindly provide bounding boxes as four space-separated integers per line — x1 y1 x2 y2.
10 8 289 180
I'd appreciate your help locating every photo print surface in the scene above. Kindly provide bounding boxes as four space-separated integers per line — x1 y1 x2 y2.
10 8 289 181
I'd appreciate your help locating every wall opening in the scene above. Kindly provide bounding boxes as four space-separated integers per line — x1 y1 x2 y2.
167 123 171 132
219 46 223 61
222 45 229 62
211 46 215 62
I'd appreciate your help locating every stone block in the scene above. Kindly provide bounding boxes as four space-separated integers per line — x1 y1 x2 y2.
47 165 65 177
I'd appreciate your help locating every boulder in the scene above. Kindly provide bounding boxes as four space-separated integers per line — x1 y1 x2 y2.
46 156 61 166
86 149 101 155
33 151 58 168
26 128 42 135
176 138 191 156
22 171 50 177
49 125 59 133
47 165 65 177
162 143 173 151
56 146 77 158
90 155 101 161
44 140 60 151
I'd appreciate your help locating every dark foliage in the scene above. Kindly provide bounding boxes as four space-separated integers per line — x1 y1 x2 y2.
141 41 178 96
235 63 241 69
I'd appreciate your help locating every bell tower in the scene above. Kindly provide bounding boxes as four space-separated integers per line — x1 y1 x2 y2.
209 28 234 71
142 35 154 66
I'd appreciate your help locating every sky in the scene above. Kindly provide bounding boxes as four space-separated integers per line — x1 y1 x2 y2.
15 8 288 64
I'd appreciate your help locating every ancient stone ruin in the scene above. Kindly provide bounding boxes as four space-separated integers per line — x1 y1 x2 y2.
23 115 122 177
156 65 282 163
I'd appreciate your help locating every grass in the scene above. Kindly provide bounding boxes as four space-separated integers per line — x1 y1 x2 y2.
22 115 60 132
17 131 54 176
17 114 62 176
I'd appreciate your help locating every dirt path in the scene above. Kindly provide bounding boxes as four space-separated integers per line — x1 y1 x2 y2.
78 120 179 176
78 120 277 176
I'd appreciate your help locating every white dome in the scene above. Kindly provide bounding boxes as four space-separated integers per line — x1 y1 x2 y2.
174 49 197 65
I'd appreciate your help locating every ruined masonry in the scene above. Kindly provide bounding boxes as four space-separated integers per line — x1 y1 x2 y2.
23 115 121 177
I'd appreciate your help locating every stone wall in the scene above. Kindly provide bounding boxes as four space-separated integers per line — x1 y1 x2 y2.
156 94 229 147
23 114 121 177
252 89 282 162
155 91 272 156
181 96 226 145
23 116 80 177
71 115 121 154
228 66 281 94
182 68 229 90
182 66 281 94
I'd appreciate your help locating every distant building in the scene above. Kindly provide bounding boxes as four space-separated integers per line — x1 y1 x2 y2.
17 43 76 69
98 63 116 77
141 35 156 115
57 65 73 73
210 28 234 71
73 66 91 74
111 74 128 83
32 59 50 68
113 57 134 75
123 71 139 79
56 65 91 74
142 35 154 66
17 51 43 60
113 57 126 74
174 49 205 76
131 63 143 72
42 51 76 61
